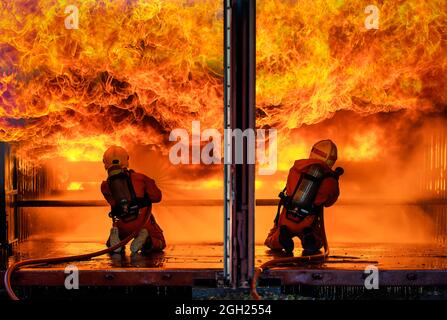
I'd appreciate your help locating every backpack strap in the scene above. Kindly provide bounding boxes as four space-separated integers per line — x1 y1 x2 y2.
274 186 287 226
126 170 138 204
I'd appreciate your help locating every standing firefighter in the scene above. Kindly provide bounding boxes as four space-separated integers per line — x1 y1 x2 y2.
101 146 166 254
265 140 343 255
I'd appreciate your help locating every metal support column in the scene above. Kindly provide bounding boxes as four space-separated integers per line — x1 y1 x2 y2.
0 142 18 252
223 0 232 281
228 0 256 288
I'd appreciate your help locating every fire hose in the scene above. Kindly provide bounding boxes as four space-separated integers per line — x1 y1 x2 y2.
3 211 151 301
250 211 329 300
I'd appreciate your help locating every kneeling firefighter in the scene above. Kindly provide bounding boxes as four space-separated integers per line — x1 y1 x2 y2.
264 140 343 255
101 146 166 254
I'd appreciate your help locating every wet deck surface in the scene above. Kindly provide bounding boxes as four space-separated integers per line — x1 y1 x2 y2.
5 239 447 270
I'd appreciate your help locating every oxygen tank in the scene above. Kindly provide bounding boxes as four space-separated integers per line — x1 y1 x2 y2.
287 164 324 219
292 165 323 206
109 174 132 211
107 169 139 222
284 165 344 221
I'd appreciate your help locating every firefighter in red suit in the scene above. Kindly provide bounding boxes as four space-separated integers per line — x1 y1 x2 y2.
265 140 341 255
101 146 166 254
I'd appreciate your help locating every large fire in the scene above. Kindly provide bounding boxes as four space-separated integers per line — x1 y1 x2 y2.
1 0 445 164
1 1 446 244
0 0 223 161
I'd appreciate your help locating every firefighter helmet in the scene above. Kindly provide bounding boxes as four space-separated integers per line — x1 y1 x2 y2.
103 146 129 171
309 140 337 168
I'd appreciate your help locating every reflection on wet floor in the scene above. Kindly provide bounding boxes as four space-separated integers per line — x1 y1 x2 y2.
5 238 447 270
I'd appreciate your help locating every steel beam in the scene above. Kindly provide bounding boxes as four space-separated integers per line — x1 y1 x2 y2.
267 269 447 287
223 0 232 281
15 199 447 208
229 0 256 288
0 269 218 287
2 269 446 288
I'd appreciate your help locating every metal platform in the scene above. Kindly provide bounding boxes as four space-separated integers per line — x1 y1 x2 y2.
2 240 446 288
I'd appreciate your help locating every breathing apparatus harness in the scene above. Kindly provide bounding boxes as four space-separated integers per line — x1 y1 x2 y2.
275 165 344 225
107 166 152 223
251 164 344 300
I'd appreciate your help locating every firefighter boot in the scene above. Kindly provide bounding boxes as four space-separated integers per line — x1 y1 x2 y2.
130 228 149 254
141 237 153 254
107 227 124 254
301 228 323 256
279 225 294 254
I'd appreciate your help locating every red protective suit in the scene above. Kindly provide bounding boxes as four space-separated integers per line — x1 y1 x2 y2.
265 159 340 252
101 170 166 252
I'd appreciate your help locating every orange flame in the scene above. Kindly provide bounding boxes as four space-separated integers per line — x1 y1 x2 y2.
0 0 446 163
1 0 223 160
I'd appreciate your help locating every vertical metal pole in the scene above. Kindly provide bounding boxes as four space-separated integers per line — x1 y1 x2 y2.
229 0 256 288
223 0 232 280
0 143 7 250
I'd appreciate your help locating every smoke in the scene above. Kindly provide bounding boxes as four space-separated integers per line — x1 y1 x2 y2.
28 110 446 245
27 147 224 244
256 110 446 244
326 205 435 244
